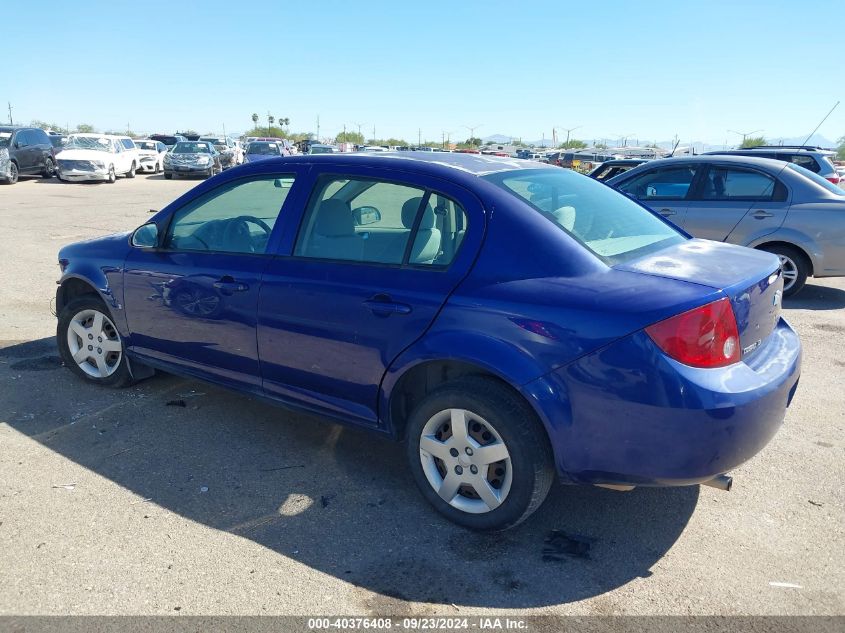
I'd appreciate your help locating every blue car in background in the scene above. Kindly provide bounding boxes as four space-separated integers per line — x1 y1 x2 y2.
54 153 801 530
243 141 288 163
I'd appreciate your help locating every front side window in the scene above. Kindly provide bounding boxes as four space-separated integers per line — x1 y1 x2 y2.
617 165 698 200
484 168 685 264
121 139 135 149
294 176 467 266
165 175 295 253
700 167 777 201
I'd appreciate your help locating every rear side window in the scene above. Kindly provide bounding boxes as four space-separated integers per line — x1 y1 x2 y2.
787 163 845 196
294 176 467 267
121 139 135 149
700 167 778 201
485 168 685 264
785 154 820 173
616 165 698 200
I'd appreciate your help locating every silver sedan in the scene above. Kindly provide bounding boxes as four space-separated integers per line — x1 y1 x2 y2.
607 154 845 295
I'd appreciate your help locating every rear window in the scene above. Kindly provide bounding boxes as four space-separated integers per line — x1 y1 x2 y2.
787 163 845 196
484 169 685 264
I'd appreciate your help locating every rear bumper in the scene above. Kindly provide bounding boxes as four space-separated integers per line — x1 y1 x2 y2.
58 169 110 181
524 318 801 486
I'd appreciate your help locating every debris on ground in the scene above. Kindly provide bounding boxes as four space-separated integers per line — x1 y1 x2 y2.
320 494 336 508
258 464 305 472
178 391 206 399
542 529 593 561
51 483 76 490
769 581 802 589
199 486 209 493
808 500 823 507
130 498 152 505
166 400 186 407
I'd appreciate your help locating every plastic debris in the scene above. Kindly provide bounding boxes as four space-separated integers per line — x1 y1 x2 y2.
200 486 208 493
769 582 802 589
52 483 76 490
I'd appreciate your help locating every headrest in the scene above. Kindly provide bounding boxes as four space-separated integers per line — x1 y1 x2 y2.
401 197 436 230
315 199 354 236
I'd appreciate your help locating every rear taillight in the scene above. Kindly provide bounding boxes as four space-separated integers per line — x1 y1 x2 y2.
826 175 840 184
645 298 740 368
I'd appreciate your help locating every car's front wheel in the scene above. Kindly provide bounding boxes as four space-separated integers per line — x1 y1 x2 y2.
42 157 55 178
164 172 173 179
2 162 19 185
760 244 809 297
126 162 136 178
107 165 116 183
57 296 131 387
406 377 554 531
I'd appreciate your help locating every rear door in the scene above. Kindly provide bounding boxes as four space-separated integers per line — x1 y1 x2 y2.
614 163 700 227
683 164 789 243
257 166 483 426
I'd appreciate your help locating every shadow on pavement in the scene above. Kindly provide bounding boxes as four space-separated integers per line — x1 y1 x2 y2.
1 337 699 608
784 283 845 311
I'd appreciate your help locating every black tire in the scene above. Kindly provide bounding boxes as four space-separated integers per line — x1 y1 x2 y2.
107 165 116 183
126 162 136 178
405 376 555 531
760 244 809 297
3 162 19 185
154 161 160 174
164 172 173 180
42 157 55 178
57 296 132 388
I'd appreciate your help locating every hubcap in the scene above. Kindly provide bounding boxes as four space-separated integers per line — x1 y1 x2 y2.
778 255 798 291
66 309 122 378
419 409 513 514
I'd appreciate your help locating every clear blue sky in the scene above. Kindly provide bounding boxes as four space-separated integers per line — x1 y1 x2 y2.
4 0 842 145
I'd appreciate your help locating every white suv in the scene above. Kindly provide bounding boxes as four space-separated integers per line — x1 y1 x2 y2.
56 134 138 183
707 145 840 185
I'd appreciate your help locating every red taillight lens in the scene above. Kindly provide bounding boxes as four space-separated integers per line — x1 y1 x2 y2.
645 298 740 368
826 175 840 184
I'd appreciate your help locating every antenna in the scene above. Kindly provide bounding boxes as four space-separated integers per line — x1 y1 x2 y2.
798 101 839 147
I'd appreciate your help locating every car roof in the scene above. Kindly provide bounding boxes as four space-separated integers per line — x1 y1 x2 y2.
262 151 558 176
627 154 789 169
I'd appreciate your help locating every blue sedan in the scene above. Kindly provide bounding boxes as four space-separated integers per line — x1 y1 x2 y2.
55 153 801 530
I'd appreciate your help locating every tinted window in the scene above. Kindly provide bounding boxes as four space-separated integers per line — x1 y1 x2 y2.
617 165 698 200
786 154 820 173
16 130 31 147
700 167 776 201
166 175 295 253
173 142 212 154
135 141 157 150
30 129 50 144
121 139 135 149
484 168 685 264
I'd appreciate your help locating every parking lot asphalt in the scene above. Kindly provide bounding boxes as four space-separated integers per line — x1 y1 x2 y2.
0 174 843 616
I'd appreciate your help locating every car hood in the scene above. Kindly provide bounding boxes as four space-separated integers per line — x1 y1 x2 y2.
58 231 132 262
245 154 276 162
56 149 113 161
166 153 212 164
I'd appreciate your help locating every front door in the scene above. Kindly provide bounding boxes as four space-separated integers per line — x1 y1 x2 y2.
122 172 301 388
683 164 789 243
257 169 483 425
614 163 701 229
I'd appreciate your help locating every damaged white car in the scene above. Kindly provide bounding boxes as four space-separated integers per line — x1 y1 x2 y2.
56 134 138 183
133 139 169 173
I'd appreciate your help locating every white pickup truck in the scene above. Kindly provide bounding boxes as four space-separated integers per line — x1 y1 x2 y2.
56 134 139 183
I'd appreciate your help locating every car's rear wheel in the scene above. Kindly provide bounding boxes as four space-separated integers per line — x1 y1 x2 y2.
406 376 554 531
57 296 131 387
107 165 116 183
154 161 160 174
760 245 808 297
3 162 19 185
42 157 55 178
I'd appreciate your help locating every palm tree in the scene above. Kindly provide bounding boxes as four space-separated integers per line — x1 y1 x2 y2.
251 113 259 132
280 117 290 128
268 114 274 136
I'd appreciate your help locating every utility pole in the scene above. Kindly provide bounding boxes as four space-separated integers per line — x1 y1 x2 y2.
316 115 320 140
461 124 482 147
561 125 581 147
728 129 761 145
372 125 376 143
418 128 421 146
7 102 12 125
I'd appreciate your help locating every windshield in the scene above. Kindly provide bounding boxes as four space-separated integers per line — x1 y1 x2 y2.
49 136 66 148
66 135 113 152
135 141 157 150
247 143 280 155
788 163 845 196
483 168 686 264
173 142 212 154
0 132 10 148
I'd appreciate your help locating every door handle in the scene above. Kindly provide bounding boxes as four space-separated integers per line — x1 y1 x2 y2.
213 277 249 292
658 208 676 216
752 210 774 219
363 295 412 316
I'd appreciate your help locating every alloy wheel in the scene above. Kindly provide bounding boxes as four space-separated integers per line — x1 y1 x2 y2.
419 408 513 514
65 309 122 378
778 254 798 292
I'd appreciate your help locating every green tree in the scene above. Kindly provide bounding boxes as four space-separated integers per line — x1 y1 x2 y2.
75 123 95 133
251 113 259 129
740 136 766 148
244 126 289 138
836 135 845 161
336 131 365 144
558 139 587 150
463 136 482 147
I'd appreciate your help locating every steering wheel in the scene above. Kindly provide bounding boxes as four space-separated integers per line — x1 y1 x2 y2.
234 215 273 235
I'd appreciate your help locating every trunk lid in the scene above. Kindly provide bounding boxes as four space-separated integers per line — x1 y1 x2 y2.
617 239 783 358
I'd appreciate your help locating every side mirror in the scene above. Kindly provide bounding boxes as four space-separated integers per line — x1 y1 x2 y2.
353 206 381 226
131 223 159 248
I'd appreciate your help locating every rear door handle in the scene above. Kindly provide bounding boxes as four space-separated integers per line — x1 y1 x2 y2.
363 295 412 316
213 276 249 293
752 210 774 219
658 208 676 216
